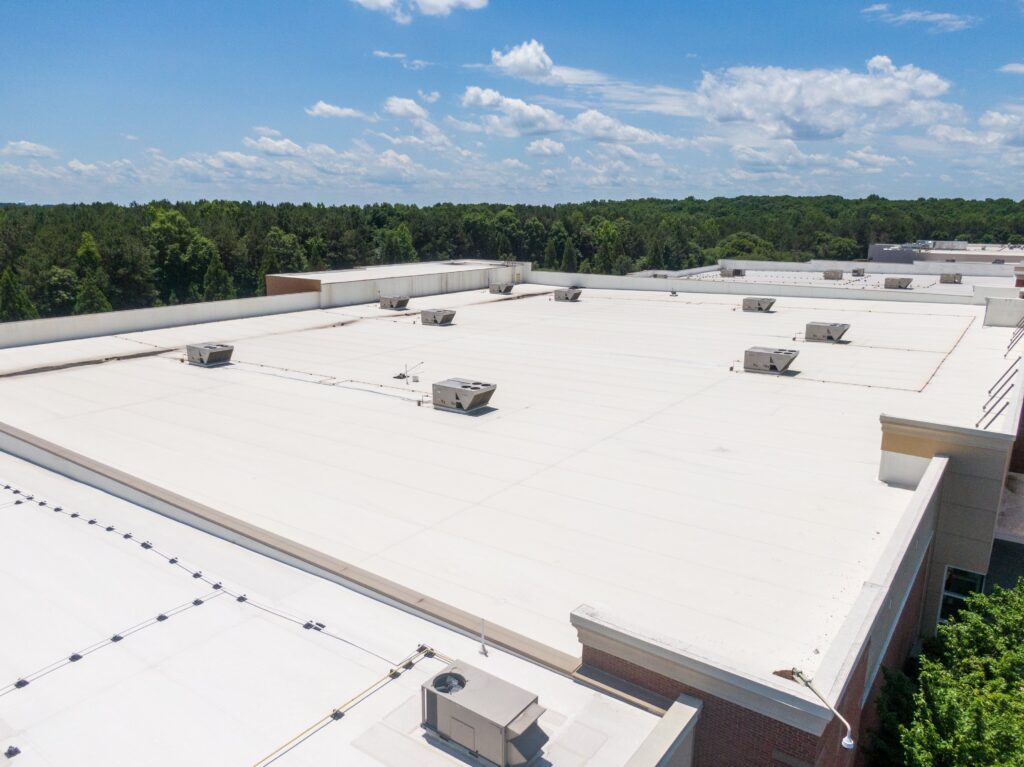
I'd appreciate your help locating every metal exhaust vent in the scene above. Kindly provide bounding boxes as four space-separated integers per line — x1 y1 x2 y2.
852 268 866 277
422 661 548 767
884 277 912 289
380 295 410 310
720 268 746 277
742 297 776 312
940 273 963 284
823 270 843 280
433 379 496 413
805 322 850 343
744 347 799 375
186 343 234 367
554 288 582 302
422 309 456 326
489 283 514 294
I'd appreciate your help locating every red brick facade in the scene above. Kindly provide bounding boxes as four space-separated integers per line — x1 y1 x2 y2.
583 557 930 766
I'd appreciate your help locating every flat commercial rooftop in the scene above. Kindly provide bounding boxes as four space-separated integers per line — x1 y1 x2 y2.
0 452 657 766
271 260 507 285
682 269 1011 296
0 285 1012 693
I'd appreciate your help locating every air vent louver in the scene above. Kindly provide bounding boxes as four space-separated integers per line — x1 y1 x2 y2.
744 347 799 375
432 379 497 413
720 268 746 277
884 277 912 289
489 283 514 294
742 297 776 312
421 309 456 326
554 288 582 302
940 273 963 284
186 343 234 367
805 322 850 343
422 661 548 767
823 270 843 280
380 295 410 310
852 268 866 277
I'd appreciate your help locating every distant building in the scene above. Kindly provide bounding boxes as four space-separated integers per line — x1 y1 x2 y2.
870 240 1024 264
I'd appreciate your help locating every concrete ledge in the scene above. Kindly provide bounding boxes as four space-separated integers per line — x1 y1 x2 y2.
625 695 703 767
0 419 579 675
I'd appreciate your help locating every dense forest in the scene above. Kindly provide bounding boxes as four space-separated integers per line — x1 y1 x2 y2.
1 196 1023 320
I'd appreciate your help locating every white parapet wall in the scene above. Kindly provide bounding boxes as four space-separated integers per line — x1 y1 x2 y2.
318 264 526 308
984 297 1024 327
725 259 1015 278
0 292 321 350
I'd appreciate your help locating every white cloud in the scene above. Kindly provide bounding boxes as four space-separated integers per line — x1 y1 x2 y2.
373 50 431 69
305 100 369 119
373 50 406 59
351 0 486 23
1 140 57 158
242 136 304 155
999 63 1024 75
490 40 605 85
461 87 567 136
418 90 441 103
384 96 429 120
527 138 565 156
572 109 686 147
862 4 979 32
928 107 1024 150
252 126 281 137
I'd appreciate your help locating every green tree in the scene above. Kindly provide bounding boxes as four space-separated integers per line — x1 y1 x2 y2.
559 239 578 273
264 226 309 273
74 274 113 314
0 268 39 322
815 233 861 261
885 582 1024 767
710 232 777 261
202 253 237 301
75 232 103 275
377 223 418 264
145 208 199 301
38 266 80 317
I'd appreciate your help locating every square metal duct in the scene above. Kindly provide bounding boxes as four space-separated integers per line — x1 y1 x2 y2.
805 322 850 343
742 297 776 312
554 288 582 302
720 268 746 277
823 270 843 280
884 277 913 289
421 309 456 326
432 379 497 413
489 283 514 294
744 347 799 375
186 343 234 367
380 295 410 310
940 273 963 284
852 268 866 277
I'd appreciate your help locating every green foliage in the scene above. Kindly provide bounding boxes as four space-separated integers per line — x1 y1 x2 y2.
74 274 113 314
1 196 1022 318
203 253 237 302
0 268 39 321
560 239 578 273
870 582 1024 767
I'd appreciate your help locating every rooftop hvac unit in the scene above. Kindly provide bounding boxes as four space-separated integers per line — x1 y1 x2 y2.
433 379 497 413
823 270 843 280
380 295 410 310
186 343 234 367
422 662 548 767
884 277 913 290
422 309 456 326
940 273 963 284
805 322 850 343
554 288 582 302
651 273 668 279
489 283 514 295
742 297 776 312
993 259 1005 265
852 268 866 277
721 268 746 277
744 347 799 375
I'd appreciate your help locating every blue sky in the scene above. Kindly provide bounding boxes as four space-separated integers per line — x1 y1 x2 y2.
1 0 1022 203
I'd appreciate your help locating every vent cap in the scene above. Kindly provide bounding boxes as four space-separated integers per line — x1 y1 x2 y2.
421 309 456 326
380 295 410 310
823 270 843 280
720 268 746 277
433 378 497 413
742 297 776 312
884 277 913 289
489 282 514 294
940 273 963 284
744 347 799 375
186 343 234 367
554 288 582 302
805 322 850 343
852 268 866 277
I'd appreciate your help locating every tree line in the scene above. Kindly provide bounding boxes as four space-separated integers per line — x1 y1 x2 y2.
1 196 1022 320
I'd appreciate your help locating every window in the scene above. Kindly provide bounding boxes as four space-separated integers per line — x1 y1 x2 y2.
939 567 985 622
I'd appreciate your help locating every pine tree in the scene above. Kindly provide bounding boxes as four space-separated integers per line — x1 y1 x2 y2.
74 274 113 315
0 268 40 322
75 232 103 275
559 240 578 273
202 253 236 301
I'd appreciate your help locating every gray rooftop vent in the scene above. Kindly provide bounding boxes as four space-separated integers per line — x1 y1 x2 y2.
993 259 1005 265
805 322 850 343
884 277 913 290
186 343 234 367
421 309 456 326
823 270 843 280
489 283 514 295
721 268 746 277
433 378 496 413
422 661 548 767
852 268 866 277
744 347 799 375
742 297 776 312
380 295 410 310
940 273 963 284
554 288 582 302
